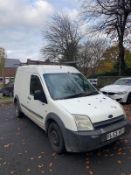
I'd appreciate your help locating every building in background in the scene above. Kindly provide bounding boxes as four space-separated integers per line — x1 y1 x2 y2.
0 48 7 84
0 48 7 59
2 58 21 84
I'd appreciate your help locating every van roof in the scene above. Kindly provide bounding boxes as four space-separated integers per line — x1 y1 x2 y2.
18 65 79 74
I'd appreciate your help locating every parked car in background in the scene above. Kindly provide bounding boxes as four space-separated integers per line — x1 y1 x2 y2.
88 79 98 87
2 82 14 97
0 86 2 92
0 87 2 95
100 77 131 103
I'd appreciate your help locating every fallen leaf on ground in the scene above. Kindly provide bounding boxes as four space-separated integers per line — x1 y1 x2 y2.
86 160 90 165
52 153 56 157
30 157 34 160
3 161 6 165
49 169 53 172
49 162 53 167
41 170 45 174
10 171 15 174
27 169 31 172
89 170 94 175
86 165 90 169
37 164 44 168
18 153 22 155
4 144 10 148
117 160 122 164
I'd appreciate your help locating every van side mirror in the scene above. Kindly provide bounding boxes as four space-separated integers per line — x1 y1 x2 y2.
34 90 47 103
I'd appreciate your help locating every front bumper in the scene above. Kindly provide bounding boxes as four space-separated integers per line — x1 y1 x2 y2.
64 119 131 152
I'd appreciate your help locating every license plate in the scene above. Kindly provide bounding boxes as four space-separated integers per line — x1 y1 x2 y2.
106 128 125 141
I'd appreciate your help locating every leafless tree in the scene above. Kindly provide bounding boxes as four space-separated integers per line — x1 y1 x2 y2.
78 38 107 76
41 13 81 64
82 0 131 75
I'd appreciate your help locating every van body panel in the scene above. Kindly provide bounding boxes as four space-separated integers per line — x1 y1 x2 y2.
56 94 124 123
14 66 78 131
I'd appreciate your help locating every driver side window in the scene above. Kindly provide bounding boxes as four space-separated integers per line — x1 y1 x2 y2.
30 75 44 96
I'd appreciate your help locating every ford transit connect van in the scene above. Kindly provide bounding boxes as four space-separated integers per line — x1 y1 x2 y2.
14 65 130 153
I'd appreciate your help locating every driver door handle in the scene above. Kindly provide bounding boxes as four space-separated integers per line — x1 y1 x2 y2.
27 96 31 101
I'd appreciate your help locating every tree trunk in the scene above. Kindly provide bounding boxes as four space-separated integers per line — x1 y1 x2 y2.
118 37 125 75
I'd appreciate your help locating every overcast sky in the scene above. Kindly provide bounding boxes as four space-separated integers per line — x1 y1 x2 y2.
0 0 80 62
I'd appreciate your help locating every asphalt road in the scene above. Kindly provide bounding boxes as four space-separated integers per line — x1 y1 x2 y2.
0 104 131 175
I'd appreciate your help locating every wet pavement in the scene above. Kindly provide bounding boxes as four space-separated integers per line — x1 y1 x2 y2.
0 104 131 175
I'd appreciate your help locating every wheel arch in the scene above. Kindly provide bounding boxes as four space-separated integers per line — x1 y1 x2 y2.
14 95 19 104
45 113 72 152
45 113 66 133
14 95 22 112
45 113 78 152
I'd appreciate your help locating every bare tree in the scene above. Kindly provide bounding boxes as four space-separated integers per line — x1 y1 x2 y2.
78 38 107 76
82 0 131 75
41 13 81 64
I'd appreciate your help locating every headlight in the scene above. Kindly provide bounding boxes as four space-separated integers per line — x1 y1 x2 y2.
118 103 127 119
117 91 127 95
121 106 127 119
73 115 94 131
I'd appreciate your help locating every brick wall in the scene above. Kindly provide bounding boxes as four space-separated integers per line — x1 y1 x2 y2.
2 68 17 77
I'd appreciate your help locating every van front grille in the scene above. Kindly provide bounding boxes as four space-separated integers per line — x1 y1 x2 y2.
93 115 125 129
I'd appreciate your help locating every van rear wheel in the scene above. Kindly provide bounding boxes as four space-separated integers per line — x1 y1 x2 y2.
15 102 23 118
48 122 65 154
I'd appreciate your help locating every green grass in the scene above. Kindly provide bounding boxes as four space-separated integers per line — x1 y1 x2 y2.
0 84 4 88
0 96 13 105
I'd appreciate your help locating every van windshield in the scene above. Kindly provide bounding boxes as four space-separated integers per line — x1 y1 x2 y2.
44 73 98 100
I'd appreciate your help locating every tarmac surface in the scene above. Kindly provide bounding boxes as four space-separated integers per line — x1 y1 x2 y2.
0 104 131 175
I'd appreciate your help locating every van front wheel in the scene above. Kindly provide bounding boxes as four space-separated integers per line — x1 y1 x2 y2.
48 122 65 154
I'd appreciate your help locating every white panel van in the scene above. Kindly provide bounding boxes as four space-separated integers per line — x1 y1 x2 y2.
14 65 130 153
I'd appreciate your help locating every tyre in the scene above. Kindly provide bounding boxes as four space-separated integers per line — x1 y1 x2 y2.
15 102 23 118
127 93 131 104
48 122 65 154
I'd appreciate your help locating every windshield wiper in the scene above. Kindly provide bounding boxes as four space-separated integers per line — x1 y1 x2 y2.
63 93 86 99
60 91 98 100
87 91 99 96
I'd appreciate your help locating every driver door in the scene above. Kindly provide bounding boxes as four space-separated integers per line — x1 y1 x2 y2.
26 74 48 129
